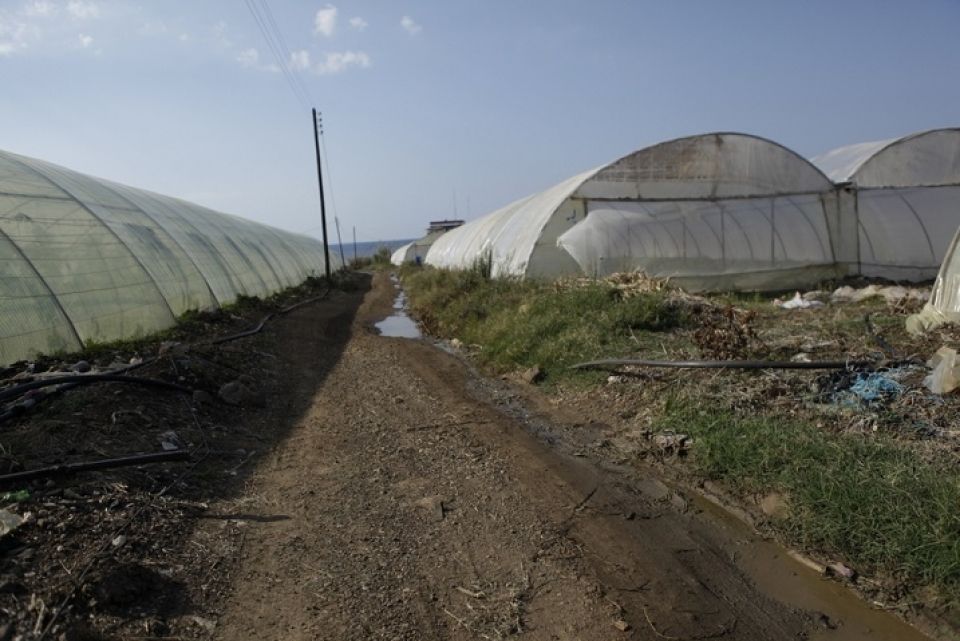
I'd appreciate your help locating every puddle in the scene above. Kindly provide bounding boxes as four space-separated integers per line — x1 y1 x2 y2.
691 494 935 641
375 286 422 339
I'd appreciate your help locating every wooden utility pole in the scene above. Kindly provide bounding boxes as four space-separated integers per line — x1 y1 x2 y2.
312 108 331 278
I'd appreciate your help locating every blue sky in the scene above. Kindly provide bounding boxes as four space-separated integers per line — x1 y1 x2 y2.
1 1 958 242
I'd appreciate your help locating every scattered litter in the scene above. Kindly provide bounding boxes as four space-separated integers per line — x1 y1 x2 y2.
925 347 960 394
613 619 631 632
607 375 625 385
848 371 904 403
111 534 127 547
555 271 666 298
831 284 929 304
776 292 824 310
0 509 23 536
160 430 185 451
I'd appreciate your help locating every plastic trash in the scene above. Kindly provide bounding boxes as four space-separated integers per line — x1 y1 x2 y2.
925 347 960 394
777 292 825 310
849 372 903 402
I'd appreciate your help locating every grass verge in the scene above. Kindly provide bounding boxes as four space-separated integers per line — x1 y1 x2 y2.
401 265 690 383
401 264 960 606
662 399 960 599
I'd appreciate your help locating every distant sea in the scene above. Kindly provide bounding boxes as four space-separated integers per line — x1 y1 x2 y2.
331 239 415 261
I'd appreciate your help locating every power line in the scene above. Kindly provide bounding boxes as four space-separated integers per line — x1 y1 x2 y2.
256 0 315 107
241 0 312 111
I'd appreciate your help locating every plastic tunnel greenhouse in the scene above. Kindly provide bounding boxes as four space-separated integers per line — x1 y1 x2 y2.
0 149 339 365
811 128 960 281
426 133 852 290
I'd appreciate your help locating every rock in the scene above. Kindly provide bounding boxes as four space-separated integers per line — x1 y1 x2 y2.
613 619 630 631
187 615 217 633
0 509 23 536
192 389 214 405
607 375 625 384
637 478 671 502
71 360 91 373
827 561 856 580
652 432 689 452
414 496 445 522
219 380 256 406
450 338 463 349
62 488 82 500
670 493 688 512
111 534 127 548
521 365 544 385
760 492 789 520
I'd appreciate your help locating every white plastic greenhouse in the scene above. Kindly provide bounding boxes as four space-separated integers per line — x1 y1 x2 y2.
390 231 443 266
427 133 852 290
0 149 338 365
427 129 960 291
811 128 960 281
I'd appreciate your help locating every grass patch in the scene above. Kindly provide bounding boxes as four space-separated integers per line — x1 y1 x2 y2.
662 399 960 599
401 265 690 382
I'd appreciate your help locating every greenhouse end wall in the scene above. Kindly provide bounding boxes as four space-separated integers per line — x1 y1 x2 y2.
0 149 337 365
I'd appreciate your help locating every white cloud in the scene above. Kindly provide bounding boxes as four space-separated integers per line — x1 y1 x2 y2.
237 47 280 73
314 5 336 37
237 47 259 67
66 1 100 19
400 16 421 35
78 32 92 47
212 20 231 48
0 42 15 56
23 1 57 18
348 16 367 31
314 50 370 74
289 49 310 71
178 32 189 42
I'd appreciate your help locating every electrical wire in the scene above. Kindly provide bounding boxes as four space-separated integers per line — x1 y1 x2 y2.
241 0 313 112
256 0 315 106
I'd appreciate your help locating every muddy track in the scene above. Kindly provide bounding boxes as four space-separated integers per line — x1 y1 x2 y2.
196 272 932 641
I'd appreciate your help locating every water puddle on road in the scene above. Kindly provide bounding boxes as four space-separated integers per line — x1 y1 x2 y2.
375 286 422 339
692 494 935 641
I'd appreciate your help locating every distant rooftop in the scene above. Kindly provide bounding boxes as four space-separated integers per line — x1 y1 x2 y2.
427 219 465 233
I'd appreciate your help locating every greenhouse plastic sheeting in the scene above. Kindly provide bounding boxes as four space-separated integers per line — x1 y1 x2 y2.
426 169 595 278
393 229 467 267
557 194 842 291
813 128 960 281
0 149 337 365
907 226 960 334
428 133 843 287
390 242 414 265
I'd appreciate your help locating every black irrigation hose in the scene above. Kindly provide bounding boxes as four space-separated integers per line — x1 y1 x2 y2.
208 290 330 345
0 374 192 404
570 358 874 371
0 450 191 486
0 288 332 425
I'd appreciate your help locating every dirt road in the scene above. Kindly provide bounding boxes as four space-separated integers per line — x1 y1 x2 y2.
201 272 931 641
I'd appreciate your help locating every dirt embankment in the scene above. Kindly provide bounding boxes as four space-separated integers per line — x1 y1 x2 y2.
0 271 940 640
